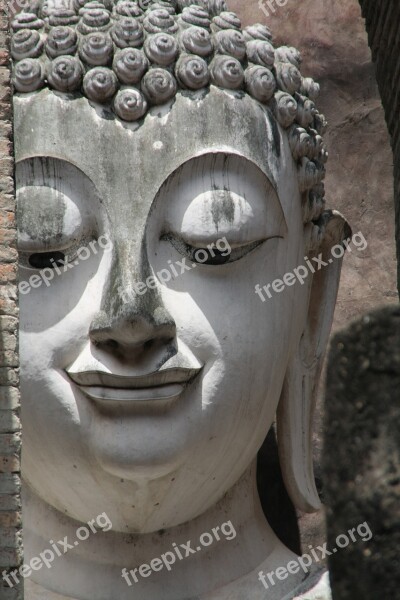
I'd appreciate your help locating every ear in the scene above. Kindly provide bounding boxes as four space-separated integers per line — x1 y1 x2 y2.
277 210 352 513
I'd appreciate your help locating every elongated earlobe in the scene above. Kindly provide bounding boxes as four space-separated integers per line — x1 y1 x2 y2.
277 210 352 513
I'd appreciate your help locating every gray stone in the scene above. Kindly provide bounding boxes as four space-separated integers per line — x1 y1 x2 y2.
323 305 400 599
0 387 20 410
0 412 20 434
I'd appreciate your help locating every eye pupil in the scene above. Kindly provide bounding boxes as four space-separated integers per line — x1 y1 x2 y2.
28 251 66 269
193 248 230 265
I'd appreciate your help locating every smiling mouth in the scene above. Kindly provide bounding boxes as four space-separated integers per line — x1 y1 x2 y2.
66 368 201 403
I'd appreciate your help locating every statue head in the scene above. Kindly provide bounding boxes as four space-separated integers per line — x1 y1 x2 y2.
12 0 349 533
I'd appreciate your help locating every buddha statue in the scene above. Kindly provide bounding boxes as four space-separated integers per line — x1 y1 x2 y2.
9 0 349 598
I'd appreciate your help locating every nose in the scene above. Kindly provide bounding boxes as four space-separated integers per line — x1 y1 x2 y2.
89 241 176 361
89 304 176 351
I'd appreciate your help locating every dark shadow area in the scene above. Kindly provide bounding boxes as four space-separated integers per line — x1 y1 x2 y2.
257 427 301 555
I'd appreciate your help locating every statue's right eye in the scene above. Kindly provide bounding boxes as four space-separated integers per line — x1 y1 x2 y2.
19 241 83 271
16 157 103 270
27 251 66 269
154 153 287 260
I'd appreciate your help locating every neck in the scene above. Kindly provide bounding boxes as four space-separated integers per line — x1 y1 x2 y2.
22 462 301 600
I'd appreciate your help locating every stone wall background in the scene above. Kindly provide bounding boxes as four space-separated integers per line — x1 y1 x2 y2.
0 0 22 597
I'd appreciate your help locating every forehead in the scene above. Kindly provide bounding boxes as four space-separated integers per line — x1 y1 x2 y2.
14 88 298 228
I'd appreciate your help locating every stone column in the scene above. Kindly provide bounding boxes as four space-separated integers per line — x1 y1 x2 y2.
0 1 23 598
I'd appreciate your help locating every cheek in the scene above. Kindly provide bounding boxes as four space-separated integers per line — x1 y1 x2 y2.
19 254 112 371
158 237 306 342
20 247 111 319
158 246 308 417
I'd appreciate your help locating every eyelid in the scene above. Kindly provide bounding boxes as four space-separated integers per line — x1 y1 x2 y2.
165 195 286 247
19 249 76 271
158 154 287 243
18 236 95 270
16 155 104 237
17 235 84 253
16 185 94 252
161 232 274 266
165 231 268 250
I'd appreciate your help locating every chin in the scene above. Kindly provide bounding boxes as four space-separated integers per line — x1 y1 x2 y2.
86 418 190 482
92 446 183 481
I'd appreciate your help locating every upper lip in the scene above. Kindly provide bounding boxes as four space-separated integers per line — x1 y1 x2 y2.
66 368 201 389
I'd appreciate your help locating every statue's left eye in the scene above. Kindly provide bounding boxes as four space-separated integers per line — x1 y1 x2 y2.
161 233 264 266
190 247 231 266
28 251 66 269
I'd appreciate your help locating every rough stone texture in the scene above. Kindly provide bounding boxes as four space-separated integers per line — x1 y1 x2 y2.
0 1 22 597
358 0 400 294
323 306 400 599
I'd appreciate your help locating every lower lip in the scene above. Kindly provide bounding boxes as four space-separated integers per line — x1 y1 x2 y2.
78 383 185 403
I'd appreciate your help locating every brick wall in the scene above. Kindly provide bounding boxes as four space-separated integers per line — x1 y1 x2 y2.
359 0 400 293
0 0 23 598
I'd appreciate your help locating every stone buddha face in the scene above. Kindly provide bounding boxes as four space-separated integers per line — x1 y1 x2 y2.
12 0 347 537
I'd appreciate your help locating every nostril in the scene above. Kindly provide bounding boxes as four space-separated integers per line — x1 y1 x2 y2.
91 337 120 351
143 338 154 351
89 307 177 351
103 339 120 351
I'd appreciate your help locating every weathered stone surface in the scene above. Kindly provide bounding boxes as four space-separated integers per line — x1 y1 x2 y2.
0 455 21 473
0 352 18 369
0 208 15 228
0 264 17 284
0 526 21 548
0 510 22 528
0 2 22 593
0 227 16 244
0 333 16 352
0 369 18 386
0 246 17 263
15 77 345 600
0 194 16 210
0 474 21 495
230 0 399 552
0 295 18 317
0 581 24 600
9 0 350 596
0 546 23 567
0 385 19 409
323 305 400 599
231 0 398 333
3 1 397 597
1 579 24 600
0 434 20 455
0 494 21 511
0 404 21 433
